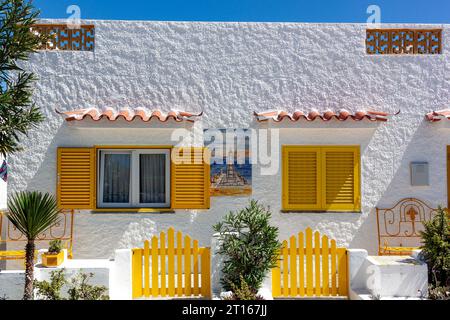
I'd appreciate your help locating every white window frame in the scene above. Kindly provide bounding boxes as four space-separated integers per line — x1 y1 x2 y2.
98 150 132 208
132 149 171 208
98 149 171 208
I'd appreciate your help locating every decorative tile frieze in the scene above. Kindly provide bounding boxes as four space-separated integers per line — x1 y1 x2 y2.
366 29 442 55
32 24 95 51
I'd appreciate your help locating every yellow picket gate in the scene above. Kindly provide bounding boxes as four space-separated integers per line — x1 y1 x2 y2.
132 228 211 299
272 228 348 298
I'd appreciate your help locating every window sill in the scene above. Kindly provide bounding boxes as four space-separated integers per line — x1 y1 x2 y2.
281 210 362 214
92 208 175 213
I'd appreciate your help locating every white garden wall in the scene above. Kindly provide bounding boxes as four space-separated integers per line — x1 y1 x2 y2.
5 20 450 260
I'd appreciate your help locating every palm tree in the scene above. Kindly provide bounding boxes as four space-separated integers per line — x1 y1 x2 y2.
6 191 60 300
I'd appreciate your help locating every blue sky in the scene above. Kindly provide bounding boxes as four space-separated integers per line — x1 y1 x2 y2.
34 0 450 23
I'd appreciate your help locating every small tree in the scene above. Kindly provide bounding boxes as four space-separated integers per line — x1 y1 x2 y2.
420 206 450 288
0 0 48 157
213 200 282 295
7 191 60 300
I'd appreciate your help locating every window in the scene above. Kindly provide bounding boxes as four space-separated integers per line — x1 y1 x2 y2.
282 146 361 212
57 146 210 210
98 149 170 208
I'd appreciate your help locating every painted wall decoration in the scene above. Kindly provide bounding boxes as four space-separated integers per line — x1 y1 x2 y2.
204 129 252 196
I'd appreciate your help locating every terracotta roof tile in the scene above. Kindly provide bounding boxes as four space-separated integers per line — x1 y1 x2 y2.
426 109 450 122
254 109 399 122
56 107 202 123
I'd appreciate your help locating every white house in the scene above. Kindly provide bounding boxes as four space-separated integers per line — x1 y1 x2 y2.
3 20 449 263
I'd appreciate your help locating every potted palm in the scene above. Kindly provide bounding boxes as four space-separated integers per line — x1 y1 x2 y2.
42 239 64 267
7 191 60 300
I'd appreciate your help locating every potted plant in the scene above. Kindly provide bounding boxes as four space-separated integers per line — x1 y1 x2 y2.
42 239 64 268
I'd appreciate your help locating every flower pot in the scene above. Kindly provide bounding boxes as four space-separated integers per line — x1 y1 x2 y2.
41 251 64 267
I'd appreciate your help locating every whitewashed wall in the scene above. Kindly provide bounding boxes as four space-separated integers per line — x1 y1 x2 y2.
6 20 450 260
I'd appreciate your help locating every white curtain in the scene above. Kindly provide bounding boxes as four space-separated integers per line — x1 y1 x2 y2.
103 154 131 203
139 154 166 203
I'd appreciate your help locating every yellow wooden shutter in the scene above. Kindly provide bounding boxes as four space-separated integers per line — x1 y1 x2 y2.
322 147 360 211
57 147 95 209
282 145 360 212
171 147 210 209
282 146 321 210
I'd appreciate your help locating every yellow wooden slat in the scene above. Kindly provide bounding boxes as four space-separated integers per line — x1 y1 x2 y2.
314 231 321 296
272 255 281 297
282 240 289 297
289 236 297 296
132 249 143 298
330 239 337 295
201 247 211 298
144 240 150 297
322 235 330 296
176 231 183 296
305 228 313 297
151 237 158 297
160 231 166 297
337 249 348 296
193 240 199 295
184 235 192 296
167 228 175 297
298 232 305 296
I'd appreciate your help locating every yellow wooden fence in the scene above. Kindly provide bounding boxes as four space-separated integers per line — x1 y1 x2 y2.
272 228 348 298
132 228 211 299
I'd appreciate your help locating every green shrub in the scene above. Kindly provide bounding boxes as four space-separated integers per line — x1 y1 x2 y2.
419 206 450 288
428 285 450 300
213 199 282 293
34 269 109 300
67 272 109 300
33 269 65 300
48 239 63 254
223 275 264 300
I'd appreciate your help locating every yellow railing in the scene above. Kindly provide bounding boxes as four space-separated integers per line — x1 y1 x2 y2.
272 228 348 298
132 228 211 299
0 209 75 261
376 198 439 256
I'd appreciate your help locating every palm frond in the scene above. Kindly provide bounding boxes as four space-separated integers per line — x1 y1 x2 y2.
6 191 61 240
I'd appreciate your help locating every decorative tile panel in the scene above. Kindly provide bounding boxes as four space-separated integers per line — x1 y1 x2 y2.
32 24 95 51
366 29 442 55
